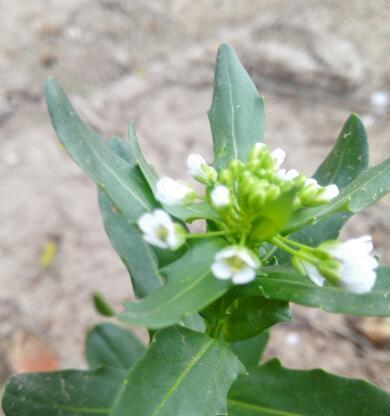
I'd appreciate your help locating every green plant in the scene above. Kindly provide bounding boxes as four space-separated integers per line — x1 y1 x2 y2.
2 44 390 415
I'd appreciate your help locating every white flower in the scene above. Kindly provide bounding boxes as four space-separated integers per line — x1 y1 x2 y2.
271 148 286 169
138 209 185 250
277 168 299 181
211 185 231 208
303 179 339 203
301 235 378 294
211 246 259 284
156 177 195 206
327 235 378 294
319 184 340 201
186 154 217 183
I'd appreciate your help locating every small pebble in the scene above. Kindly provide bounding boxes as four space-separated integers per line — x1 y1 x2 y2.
286 332 300 346
370 91 390 113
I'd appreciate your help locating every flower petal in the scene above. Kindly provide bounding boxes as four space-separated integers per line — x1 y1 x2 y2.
187 154 206 177
156 177 194 205
271 148 286 168
138 212 157 234
211 262 232 280
236 250 258 268
143 234 169 249
232 267 256 284
321 184 339 201
211 185 231 207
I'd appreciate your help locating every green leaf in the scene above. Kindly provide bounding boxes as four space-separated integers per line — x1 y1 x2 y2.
128 122 159 191
2 367 124 416
314 113 369 188
86 323 145 370
102 136 185 273
277 114 369 262
208 43 264 169
106 136 137 166
98 190 164 298
252 265 390 317
231 332 270 370
228 359 390 416
166 202 221 223
223 296 291 342
45 77 155 223
92 291 115 317
251 189 297 241
127 123 220 224
111 326 245 416
119 239 231 329
284 159 390 234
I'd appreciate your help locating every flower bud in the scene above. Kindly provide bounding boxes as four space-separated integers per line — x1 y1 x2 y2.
156 177 196 206
218 169 234 186
186 154 217 184
248 142 266 163
248 189 267 210
247 160 262 174
265 184 281 201
228 159 245 176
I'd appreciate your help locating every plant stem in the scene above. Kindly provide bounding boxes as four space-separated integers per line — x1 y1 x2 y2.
186 230 231 240
277 235 312 250
270 236 320 265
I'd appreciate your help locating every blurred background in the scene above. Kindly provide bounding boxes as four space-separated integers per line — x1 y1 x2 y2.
0 0 389 399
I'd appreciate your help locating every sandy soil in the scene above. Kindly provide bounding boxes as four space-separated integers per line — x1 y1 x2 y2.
0 0 389 398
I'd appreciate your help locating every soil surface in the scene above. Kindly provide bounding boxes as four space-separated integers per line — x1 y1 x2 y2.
0 0 389 402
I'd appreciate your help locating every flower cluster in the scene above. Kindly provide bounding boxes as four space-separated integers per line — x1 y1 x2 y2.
137 143 378 294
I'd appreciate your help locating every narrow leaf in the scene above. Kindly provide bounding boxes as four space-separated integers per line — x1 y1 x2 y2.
45 77 155 222
86 323 145 370
101 137 185 277
285 159 390 234
119 240 231 329
228 359 390 416
127 123 220 224
93 291 115 317
208 44 264 169
2 367 124 416
111 326 245 416
107 136 137 166
166 202 221 223
128 122 159 191
98 189 164 298
314 113 369 188
252 265 390 317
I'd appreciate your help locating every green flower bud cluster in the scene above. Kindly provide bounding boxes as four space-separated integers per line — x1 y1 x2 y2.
207 143 340 243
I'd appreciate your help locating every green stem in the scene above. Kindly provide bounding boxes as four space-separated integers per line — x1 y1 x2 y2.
270 236 320 265
277 235 312 250
186 230 231 240
239 233 247 247
260 245 278 263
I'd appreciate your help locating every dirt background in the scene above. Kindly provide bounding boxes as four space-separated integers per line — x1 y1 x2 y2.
1 0 390 400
